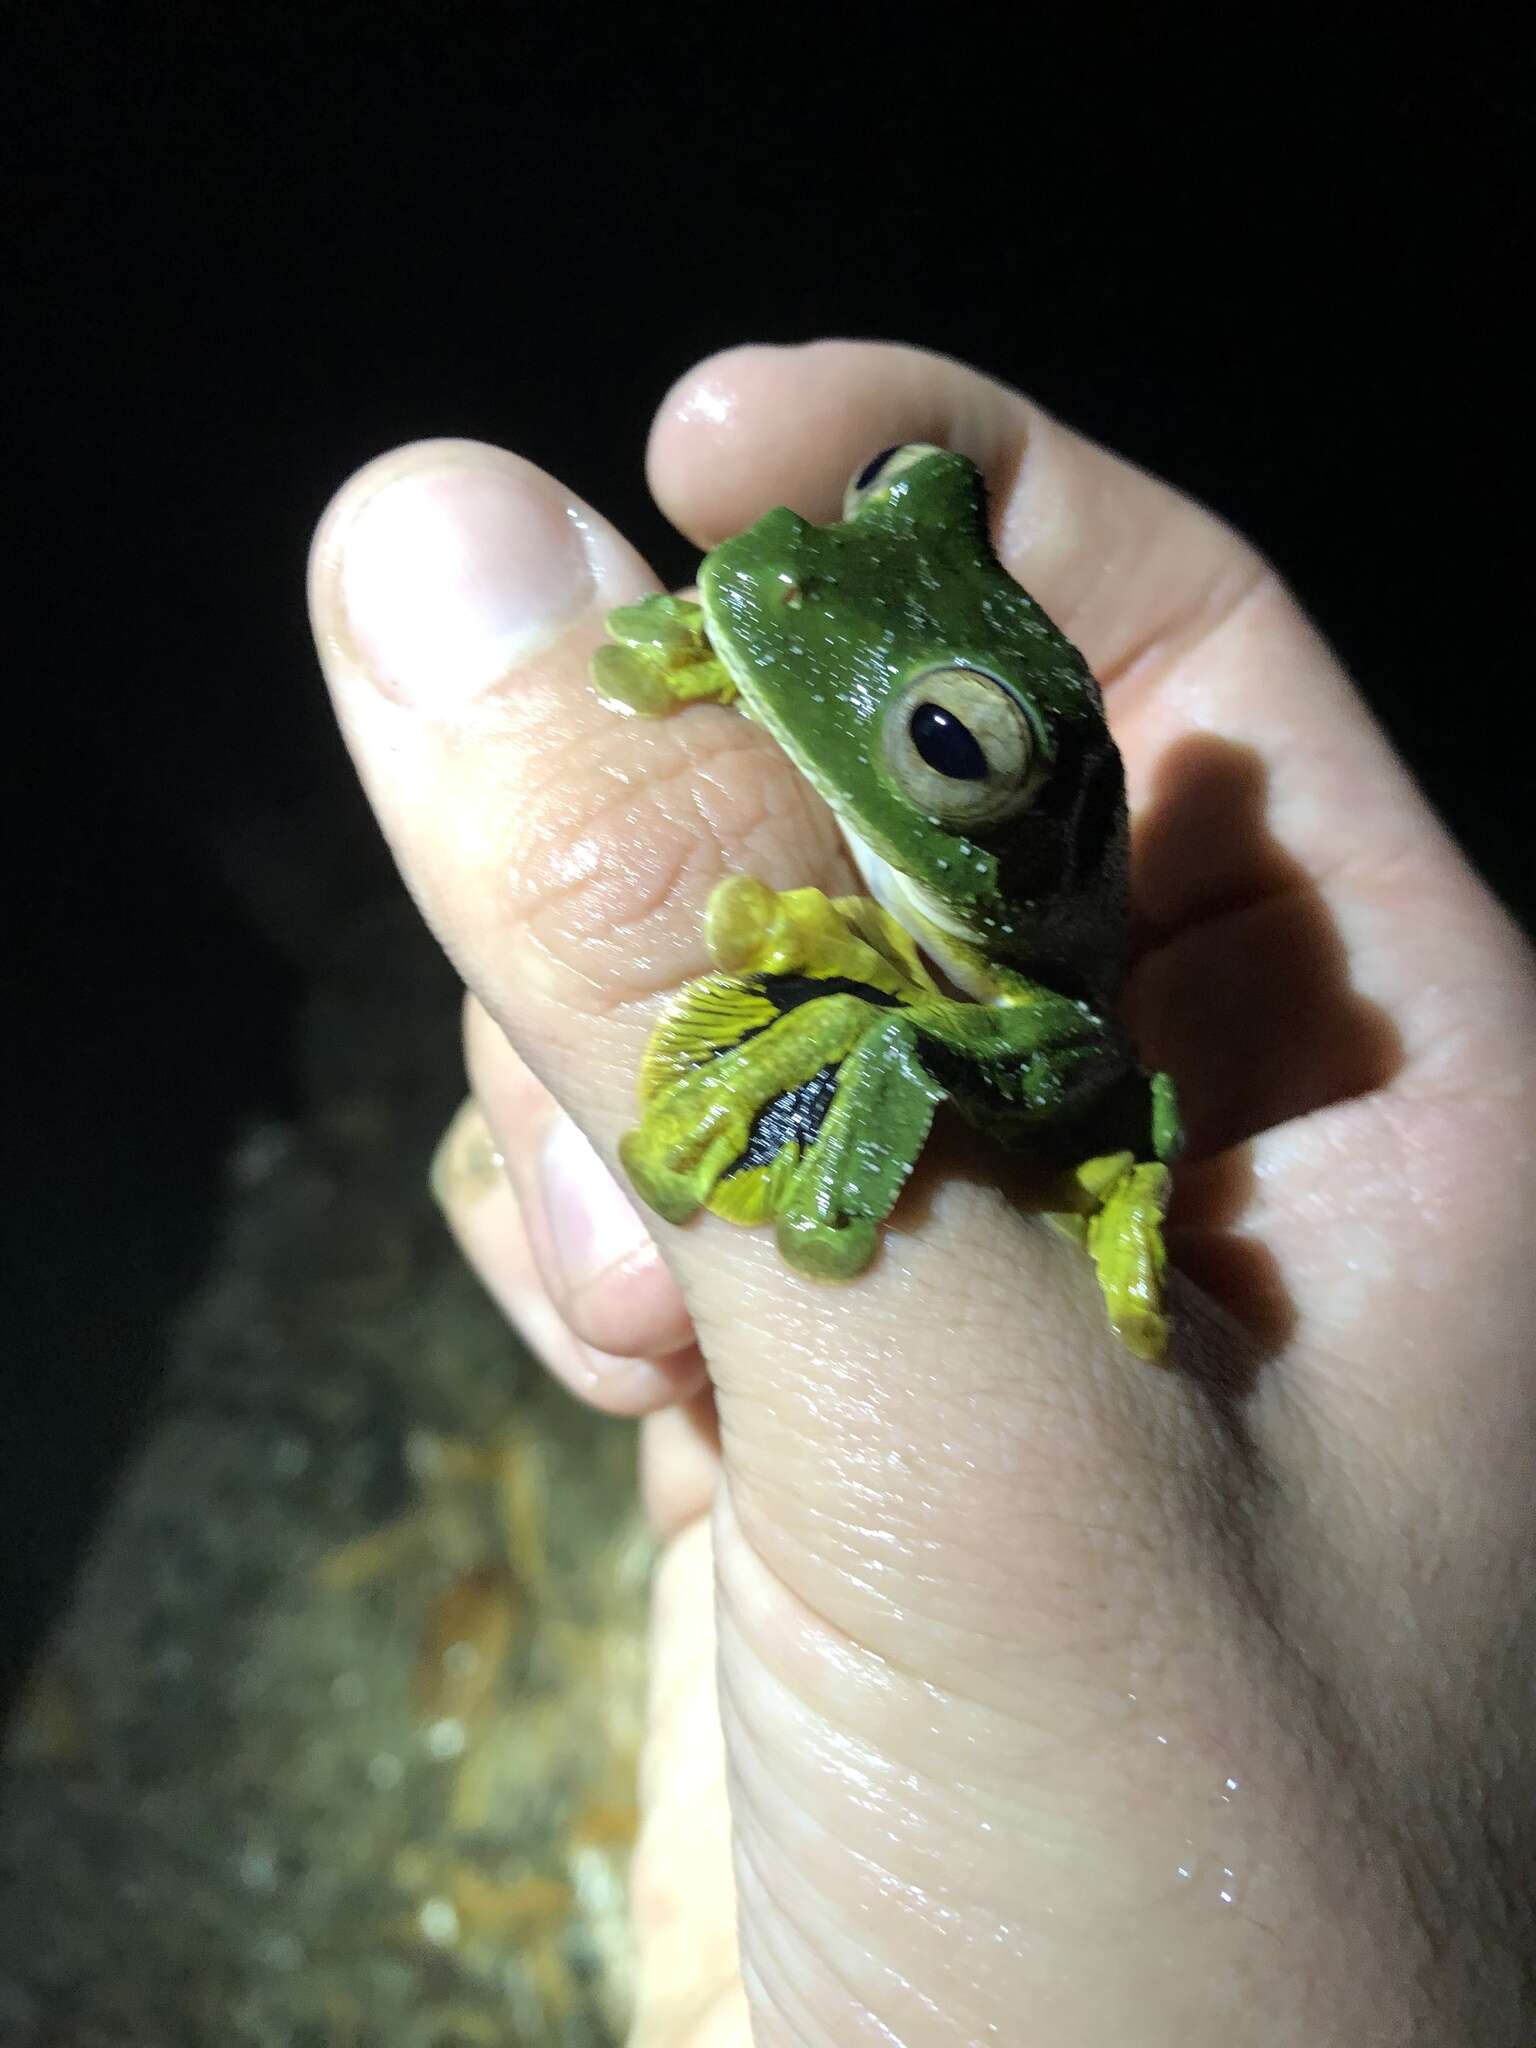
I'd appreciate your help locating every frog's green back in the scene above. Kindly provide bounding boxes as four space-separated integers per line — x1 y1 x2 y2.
697 450 1130 1001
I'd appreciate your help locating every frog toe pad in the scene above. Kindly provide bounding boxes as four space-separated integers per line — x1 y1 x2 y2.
775 1208 878 1281
1086 1160 1172 1363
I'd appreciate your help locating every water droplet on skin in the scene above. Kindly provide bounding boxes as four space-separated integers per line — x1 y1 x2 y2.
1218 1866 1237 1905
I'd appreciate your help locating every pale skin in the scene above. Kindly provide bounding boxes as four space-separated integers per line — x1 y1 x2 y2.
310 342 1536 2045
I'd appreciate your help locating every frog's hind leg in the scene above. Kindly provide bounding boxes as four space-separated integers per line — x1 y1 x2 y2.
621 899 947 1279
621 989 880 1228
773 1010 947 1278
1050 1152 1173 1363
590 594 738 715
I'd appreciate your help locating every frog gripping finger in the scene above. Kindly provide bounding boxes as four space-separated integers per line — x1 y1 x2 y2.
591 445 1181 1359
774 1013 946 1279
589 594 736 714
619 879 950 1271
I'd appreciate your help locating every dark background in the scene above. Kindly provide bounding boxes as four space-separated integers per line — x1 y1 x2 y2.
4 10 1527 1685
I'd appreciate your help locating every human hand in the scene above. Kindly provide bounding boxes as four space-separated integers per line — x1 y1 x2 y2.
311 342 1536 2044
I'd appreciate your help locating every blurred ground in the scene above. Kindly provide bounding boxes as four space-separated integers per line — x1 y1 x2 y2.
0 897 649 2047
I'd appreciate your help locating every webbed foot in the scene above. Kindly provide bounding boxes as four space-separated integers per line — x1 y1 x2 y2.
621 886 948 1274
590 594 737 714
1052 1151 1172 1361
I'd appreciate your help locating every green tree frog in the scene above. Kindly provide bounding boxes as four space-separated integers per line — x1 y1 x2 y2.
589 445 1181 1360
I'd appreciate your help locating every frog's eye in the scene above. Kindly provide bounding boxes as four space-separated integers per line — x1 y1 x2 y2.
842 442 945 518
882 666 1047 825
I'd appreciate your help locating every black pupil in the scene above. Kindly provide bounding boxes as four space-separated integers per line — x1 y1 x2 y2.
910 702 988 781
854 444 903 492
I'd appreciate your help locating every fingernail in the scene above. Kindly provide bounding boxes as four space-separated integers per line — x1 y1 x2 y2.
339 452 596 704
539 1114 655 1298
430 1097 504 1211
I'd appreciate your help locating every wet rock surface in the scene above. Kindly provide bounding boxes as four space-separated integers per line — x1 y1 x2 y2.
1 899 648 2046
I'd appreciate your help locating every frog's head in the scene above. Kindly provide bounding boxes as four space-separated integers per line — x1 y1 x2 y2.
698 445 1130 998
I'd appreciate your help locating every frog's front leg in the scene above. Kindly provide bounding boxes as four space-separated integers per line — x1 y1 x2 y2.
590 595 737 714
1038 1069 1179 1361
704 874 938 997
917 996 1178 1361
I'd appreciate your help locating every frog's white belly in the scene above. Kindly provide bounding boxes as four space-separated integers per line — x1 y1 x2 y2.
838 821 997 1002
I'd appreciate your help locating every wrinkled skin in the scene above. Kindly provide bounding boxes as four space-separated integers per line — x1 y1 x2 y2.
312 342 1536 2045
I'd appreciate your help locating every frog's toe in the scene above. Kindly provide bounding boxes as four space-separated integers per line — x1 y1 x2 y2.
1088 1160 1173 1364
1151 1069 1183 1163
705 874 782 972
617 1128 706 1226
590 643 678 718
1108 1298 1170 1364
775 1208 878 1281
